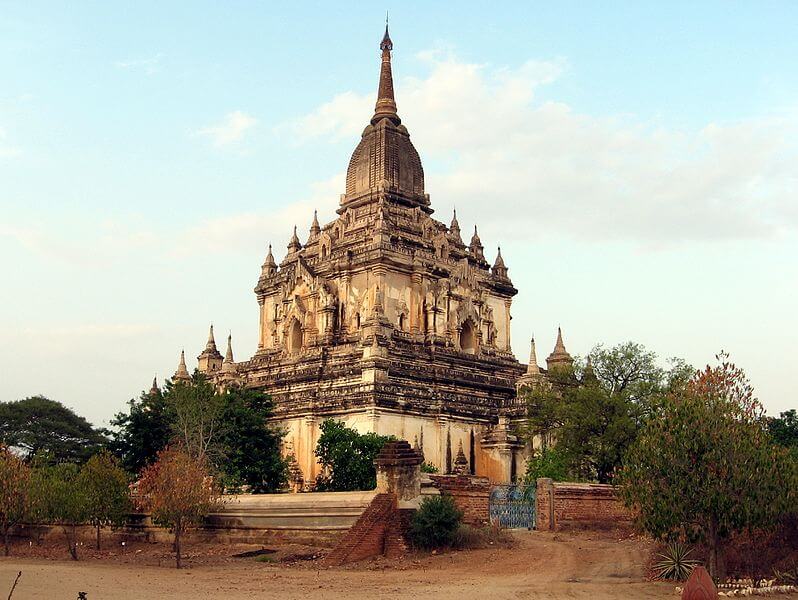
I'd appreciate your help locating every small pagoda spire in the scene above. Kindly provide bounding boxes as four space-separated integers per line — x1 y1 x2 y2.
149 375 159 396
309 210 321 239
583 354 598 383
527 337 540 375
261 243 277 276
222 333 236 374
449 208 463 243
205 324 218 352
454 440 469 475
174 350 191 381
546 326 574 371
371 21 400 125
287 225 302 253
492 246 508 279
469 225 485 261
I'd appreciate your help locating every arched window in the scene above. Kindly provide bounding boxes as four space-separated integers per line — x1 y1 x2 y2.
398 313 405 331
355 312 361 329
288 319 303 355
460 320 477 354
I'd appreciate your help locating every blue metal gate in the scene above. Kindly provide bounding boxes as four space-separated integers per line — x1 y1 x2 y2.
489 484 536 529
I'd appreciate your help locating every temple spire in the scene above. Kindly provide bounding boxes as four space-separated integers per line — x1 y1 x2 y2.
287 225 302 253
222 333 236 374
492 246 509 279
309 210 320 238
469 225 485 261
372 22 400 125
149 375 159 396
527 337 540 375
546 326 574 371
174 349 191 381
206 324 218 351
449 208 462 244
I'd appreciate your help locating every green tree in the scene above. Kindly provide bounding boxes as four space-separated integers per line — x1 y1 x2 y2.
30 463 90 560
520 341 691 483
409 495 463 549
78 451 131 550
0 446 31 556
769 409 798 451
109 388 172 473
314 420 393 491
216 386 286 493
617 353 798 581
164 374 224 461
523 446 571 483
0 396 107 463
136 446 222 568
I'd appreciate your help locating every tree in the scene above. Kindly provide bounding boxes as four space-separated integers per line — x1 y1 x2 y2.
617 353 798 581
0 446 31 556
109 388 172 474
164 374 224 461
29 463 90 560
0 396 107 463
314 420 394 491
523 446 571 483
216 386 286 493
520 341 691 483
78 451 131 550
136 446 222 568
769 409 798 452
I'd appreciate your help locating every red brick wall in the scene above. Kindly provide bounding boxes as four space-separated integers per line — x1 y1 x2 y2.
429 474 491 526
536 479 632 531
323 493 397 565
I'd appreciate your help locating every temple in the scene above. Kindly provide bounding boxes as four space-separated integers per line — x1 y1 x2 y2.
168 25 574 484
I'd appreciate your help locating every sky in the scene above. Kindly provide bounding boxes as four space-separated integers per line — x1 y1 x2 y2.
1 1 797 428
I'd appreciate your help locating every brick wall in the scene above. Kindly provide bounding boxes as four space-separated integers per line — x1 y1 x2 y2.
323 493 398 566
429 474 491 526
536 478 632 531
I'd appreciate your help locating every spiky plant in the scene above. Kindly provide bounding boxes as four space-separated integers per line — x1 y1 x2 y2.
653 542 699 581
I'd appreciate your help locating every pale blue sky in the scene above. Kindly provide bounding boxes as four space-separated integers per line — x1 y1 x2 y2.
1 2 797 426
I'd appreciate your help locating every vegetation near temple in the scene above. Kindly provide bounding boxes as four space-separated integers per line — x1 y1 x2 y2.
617 353 798 581
314 419 394 491
136 446 222 568
111 374 287 492
0 446 31 556
78 451 131 550
409 495 463 549
521 341 692 483
0 396 107 463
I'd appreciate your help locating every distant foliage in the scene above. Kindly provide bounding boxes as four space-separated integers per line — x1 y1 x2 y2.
109 389 171 473
0 396 107 463
769 409 798 455
618 353 798 581
136 446 222 568
0 446 31 556
78 451 131 550
409 495 463 549
314 420 394 491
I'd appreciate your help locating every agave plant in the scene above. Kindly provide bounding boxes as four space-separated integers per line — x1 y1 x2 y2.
654 542 699 581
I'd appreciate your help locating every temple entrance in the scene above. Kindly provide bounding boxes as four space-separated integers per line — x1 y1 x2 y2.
489 484 536 529
288 320 303 355
460 321 477 354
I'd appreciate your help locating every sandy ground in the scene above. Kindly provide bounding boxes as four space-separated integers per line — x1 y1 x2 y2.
0 530 761 600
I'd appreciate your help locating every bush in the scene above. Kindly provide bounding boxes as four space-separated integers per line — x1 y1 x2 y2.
523 446 571 483
653 542 698 581
420 462 438 474
409 495 462 549
314 420 393 491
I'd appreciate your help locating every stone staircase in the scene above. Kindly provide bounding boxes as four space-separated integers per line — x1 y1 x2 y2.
323 492 398 566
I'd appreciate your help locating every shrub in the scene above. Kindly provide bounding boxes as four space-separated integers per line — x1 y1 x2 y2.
409 495 463 549
314 420 393 491
523 446 571 483
653 542 698 581
420 462 438 474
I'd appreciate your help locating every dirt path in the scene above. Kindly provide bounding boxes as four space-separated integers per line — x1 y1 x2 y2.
0 531 707 599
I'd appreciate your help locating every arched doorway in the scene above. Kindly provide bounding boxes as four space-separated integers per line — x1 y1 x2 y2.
460 320 477 354
288 319 303 355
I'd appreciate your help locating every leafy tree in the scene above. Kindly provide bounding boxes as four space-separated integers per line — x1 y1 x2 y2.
769 409 798 451
523 446 571 483
0 396 107 463
314 420 394 491
0 446 31 556
216 386 286 493
30 463 90 560
520 341 691 483
136 446 222 568
617 353 798 581
409 495 463 549
109 388 172 473
78 451 131 550
164 374 224 461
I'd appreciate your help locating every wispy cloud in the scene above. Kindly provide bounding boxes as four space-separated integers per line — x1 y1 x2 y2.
114 53 163 75
291 52 798 244
196 110 258 147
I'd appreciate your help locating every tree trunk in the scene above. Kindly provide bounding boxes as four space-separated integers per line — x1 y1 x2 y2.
3 522 9 557
65 525 78 561
96 523 101 551
707 519 726 583
175 520 182 569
